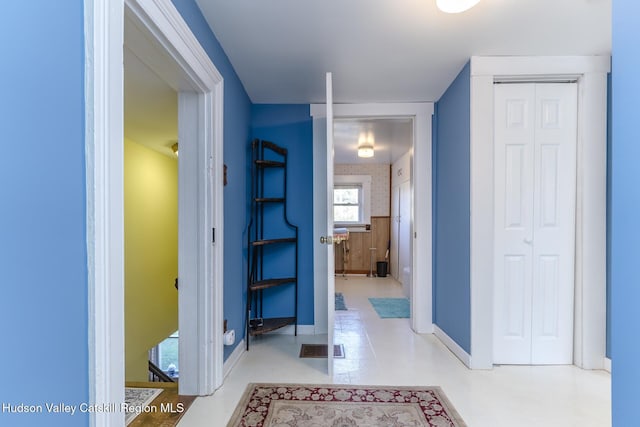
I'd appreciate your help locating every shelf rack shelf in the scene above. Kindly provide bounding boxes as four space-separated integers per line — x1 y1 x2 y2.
246 139 298 350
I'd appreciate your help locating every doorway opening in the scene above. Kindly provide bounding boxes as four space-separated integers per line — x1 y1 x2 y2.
311 103 433 333
87 1 225 424
331 117 415 370
311 102 434 377
332 118 412 280
123 40 180 384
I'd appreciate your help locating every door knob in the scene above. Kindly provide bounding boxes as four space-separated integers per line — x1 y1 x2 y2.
320 236 334 245
524 237 533 244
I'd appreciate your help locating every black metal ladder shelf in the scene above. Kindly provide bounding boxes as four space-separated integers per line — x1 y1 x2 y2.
246 139 298 350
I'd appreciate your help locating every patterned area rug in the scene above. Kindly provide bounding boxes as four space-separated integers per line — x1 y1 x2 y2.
124 387 163 425
227 383 466 426
369 297 410 318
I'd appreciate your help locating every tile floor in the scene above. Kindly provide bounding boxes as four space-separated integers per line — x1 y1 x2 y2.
178 276 611 426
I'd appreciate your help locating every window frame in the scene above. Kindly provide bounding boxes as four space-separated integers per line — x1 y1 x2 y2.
333 175 371 227
334 185 363 224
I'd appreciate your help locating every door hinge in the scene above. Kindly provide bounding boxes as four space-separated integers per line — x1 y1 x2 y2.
212 227 215 243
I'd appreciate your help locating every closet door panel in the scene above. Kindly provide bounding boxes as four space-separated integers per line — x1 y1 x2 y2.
493 83 577 365
493 84 536 364
530 83 577 364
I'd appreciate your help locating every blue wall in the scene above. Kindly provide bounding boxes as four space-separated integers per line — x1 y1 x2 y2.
0 1 89 426
250 105 314 325
611 2 640 425
433 62 471 354
172 0 253 360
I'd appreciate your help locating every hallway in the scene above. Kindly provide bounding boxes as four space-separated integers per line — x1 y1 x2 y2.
178 276 610 426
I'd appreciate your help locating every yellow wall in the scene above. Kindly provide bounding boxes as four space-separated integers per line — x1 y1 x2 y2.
124 138 178 381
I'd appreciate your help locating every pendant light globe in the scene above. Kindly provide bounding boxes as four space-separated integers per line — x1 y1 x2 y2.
436 0 481 13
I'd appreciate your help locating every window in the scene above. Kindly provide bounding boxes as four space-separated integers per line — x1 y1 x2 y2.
149 330 179 379
334 185 362 223
334 175 371 226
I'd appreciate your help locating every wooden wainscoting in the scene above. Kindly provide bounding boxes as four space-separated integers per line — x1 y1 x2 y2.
335 217 390 274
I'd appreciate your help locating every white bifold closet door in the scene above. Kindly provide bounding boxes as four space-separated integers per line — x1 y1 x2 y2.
391 185 400 280
493 83 577 365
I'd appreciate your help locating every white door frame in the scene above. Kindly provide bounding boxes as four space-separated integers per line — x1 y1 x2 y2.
325 73 335 375
86 1 224 425
469 56 609 369
311 103 434 335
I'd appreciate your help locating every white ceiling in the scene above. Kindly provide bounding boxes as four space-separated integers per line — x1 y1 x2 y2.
124 46 178 157
334 118 413 164
124 0 610 160
195 0 611 104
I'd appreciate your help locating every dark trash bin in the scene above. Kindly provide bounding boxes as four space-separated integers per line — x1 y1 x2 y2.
376 261 388 277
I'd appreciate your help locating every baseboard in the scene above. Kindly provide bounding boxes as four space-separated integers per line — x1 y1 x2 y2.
413 322 434 335
434 324 472 368
223 339 245 379
268 324 316 335
604 357 611 373
335 273 369 277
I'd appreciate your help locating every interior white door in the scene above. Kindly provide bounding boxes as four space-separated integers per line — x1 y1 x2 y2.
398 180 411 297
493 82 577 365
493 84 535 364
325 72 335 375
530 83 577 364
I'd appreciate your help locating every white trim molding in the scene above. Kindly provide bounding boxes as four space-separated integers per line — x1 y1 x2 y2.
85 1 125 426
471 56 610 78
223 341 246 379
311 103 434 335
267 325 317 335
434 325 471 368
87 1 225 424
469 55 609 369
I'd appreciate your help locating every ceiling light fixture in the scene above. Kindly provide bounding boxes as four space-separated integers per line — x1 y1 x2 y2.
358 144 374 158
357 131 375 158
436 0 481 13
